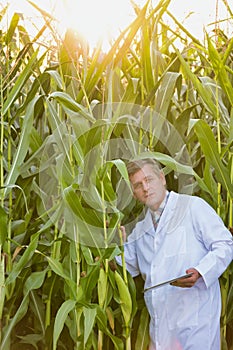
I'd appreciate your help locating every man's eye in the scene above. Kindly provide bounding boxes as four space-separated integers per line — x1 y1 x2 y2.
134 183 141 189
133 183 142 190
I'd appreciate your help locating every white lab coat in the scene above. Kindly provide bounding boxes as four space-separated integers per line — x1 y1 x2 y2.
119 191 233 350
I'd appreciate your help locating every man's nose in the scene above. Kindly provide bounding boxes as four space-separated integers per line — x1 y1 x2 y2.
142 180 149 191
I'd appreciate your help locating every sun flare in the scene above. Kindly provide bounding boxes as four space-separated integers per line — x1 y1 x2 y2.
55 0 134 49
2 0 230 52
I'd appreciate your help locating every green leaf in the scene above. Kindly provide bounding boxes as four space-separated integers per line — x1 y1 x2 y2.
174 47 218 117
5 13 20 44
80 246 95 265
80 266 100 301
96 306 124 350
141 22 154 93
63 185 103 226
16 334 44 348
53 299 77 350
113 1 149 67
226 277 233 323
6 232 40 285
4 96 41 195
135 306 150 350
155 72 182 117
45 70 64 90
2 270 47 350
0 206 8 245
115 271 132 326
109 159 129 184
46 257 77 298
23 270 47 295
83 307 97 345
49 91 95 122
194 120 233 197
0 254 6 320
2 51 40 117
203 161 218 205
98 268 108 308
207 35 233 107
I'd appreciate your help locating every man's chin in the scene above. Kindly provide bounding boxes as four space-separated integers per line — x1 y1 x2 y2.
145 200 157 209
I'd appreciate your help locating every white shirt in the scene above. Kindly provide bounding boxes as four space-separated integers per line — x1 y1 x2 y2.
150 191 169 229
117 191 233 350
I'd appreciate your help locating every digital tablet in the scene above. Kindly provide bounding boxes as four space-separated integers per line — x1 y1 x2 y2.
143 272 193 293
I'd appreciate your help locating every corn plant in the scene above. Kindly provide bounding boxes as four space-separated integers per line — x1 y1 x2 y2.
0 0 232 349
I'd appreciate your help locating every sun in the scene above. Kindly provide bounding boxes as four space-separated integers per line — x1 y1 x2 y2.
1 0 135 52
55 0 134 50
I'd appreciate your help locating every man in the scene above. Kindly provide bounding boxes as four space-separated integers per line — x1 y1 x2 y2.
117 157 233 350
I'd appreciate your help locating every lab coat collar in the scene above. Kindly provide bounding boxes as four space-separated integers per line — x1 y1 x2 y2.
142 191 180 236
142 210 156 236
158 191 191 234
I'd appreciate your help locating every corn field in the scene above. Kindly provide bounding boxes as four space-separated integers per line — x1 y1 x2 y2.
0 0 233 349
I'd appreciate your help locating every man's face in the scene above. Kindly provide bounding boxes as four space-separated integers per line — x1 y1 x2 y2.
129 164 167 211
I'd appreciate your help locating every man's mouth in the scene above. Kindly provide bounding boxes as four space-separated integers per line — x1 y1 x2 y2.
147 193 154 197
145 193 154 200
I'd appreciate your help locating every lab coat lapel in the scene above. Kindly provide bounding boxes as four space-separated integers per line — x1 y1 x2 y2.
141 192 182 236
155 191 178 234
142 210 155 236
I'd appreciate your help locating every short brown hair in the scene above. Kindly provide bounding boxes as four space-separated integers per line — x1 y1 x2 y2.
126 158 162 177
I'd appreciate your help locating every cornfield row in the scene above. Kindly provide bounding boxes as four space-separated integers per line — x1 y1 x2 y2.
0 0 232 349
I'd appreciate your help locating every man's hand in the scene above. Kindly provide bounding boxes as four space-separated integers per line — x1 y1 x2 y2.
170 268 201 288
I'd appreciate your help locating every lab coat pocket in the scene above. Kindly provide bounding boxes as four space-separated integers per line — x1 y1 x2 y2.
164 226 186 257
165 288 199 330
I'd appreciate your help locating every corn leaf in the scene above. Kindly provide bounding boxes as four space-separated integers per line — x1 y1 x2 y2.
49 91 95 122
207 35 233 107
2 50 40 117
83 307 97 345
5 232 40 285
2 270 47 350
0 206 8 245
53 299 77 350
174 47 218 117
4 96 40 195
135 306 150 350
194 120 233 197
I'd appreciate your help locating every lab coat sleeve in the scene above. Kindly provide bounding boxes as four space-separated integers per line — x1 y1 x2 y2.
115 232 141 278
192 197 233 289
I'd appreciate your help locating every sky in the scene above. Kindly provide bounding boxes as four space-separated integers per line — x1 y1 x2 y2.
1 0 232 50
